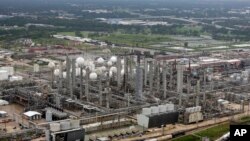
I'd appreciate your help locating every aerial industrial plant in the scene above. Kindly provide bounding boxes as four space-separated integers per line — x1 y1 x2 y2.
1 47 250 140
1 0 250 141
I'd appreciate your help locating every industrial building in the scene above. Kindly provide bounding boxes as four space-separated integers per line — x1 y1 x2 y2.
0 47 250 140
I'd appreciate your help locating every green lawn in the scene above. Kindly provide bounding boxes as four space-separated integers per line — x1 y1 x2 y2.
172 123 229 141
95 33 172 47
172 135 200 141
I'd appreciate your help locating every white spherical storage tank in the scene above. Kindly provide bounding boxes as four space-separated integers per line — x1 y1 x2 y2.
76 57 85 66
110 66 117 73
89 72 98 80
107 61 113 66
48 62 55 68
60 121 71 131
0 70 8 81
0 67 14 76
110 56 117 63
97 57 105 64
50 123 60 132
54 69 60 76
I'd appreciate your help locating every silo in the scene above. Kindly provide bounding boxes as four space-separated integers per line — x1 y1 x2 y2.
46 110 52 122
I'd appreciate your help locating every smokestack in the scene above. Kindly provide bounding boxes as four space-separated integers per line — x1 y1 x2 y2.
163 61 167 99
144 58 148 86
136 66 143 100
66 56 71 95
71 58 76 91
149 60 154 94
177 64 184 107
85 68 90 101
196 80 200 106
59 62 63 94
117 57 121 87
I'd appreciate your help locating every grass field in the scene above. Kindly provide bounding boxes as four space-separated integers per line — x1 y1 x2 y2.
96 33 172 47
172 123 229 141
57 31 173 47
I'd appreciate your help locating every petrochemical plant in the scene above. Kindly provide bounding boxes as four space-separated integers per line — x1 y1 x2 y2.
1 48 250 141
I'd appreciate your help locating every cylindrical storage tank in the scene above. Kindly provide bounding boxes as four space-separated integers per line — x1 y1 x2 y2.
70 120 80 129
46 110 52 122
151 106 159 114
158 105 167 113
0 66 14 76
50 123 60 132
142 108 151 115
60 121 71 131
45 130 51 141
0 70 8 81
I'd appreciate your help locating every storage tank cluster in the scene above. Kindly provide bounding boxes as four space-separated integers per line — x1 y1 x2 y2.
59 55 125 81
49 120 80 132
230 72 248 84
0 66 23 81
137 103 179 128
142 104 175 116
184 106 203 124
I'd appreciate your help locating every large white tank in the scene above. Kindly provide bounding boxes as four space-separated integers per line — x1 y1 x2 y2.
107 61 113 66
60 121 71 131
54 69 60 76
142 108 151 115
100 66 107 71
76 57 85 66
110 56 117 63
0 66 14 76
9 76 23 82
50 123 60 132
70 120 80 129
48 62 55 69
110 66 117 73
97 57 105 64
89 72 97 80
0 70 8 81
